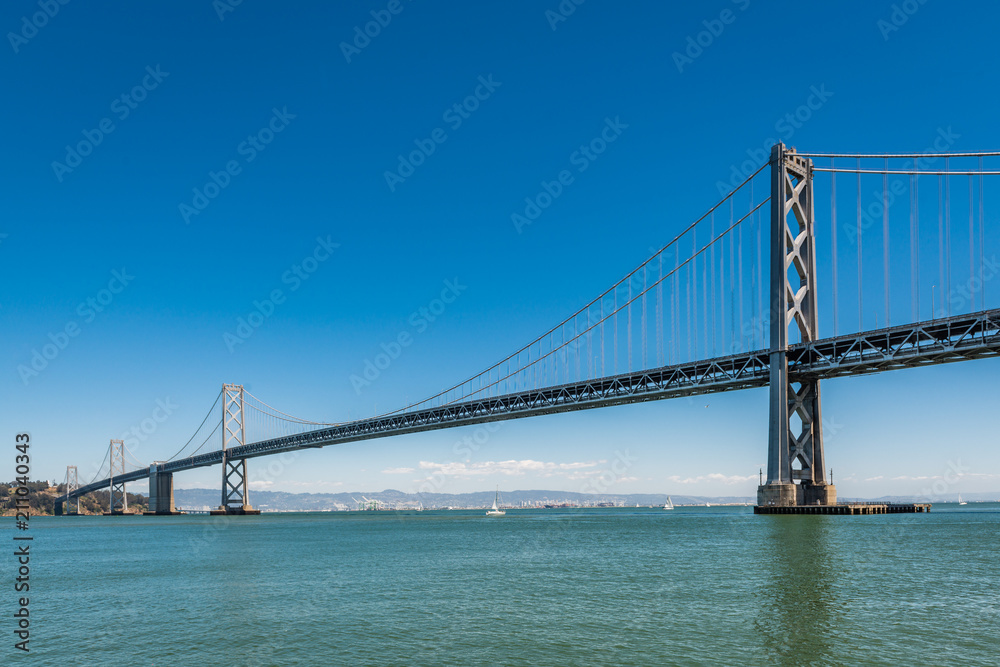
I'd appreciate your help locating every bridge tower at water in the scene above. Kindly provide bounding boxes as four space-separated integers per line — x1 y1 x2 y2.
757 144 836 508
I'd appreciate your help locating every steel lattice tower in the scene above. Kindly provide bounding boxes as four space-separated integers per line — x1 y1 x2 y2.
218 383 255 513
108 439 128 514
64 465 80 514
757 143 836 507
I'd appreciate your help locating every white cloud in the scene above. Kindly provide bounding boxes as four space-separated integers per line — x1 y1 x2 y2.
382 467 415 474
666 473 756 485
416 459 603 479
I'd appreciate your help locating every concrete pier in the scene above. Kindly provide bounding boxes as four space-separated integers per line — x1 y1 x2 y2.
143 464 184 515
754 503 931 515
209 506 261 515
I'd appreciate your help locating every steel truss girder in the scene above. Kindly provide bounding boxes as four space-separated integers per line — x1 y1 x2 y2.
54 309 1000 505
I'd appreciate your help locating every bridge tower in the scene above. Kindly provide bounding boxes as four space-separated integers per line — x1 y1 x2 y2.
65 465 80 515
108 439 129 514
757 143 837 507
213 383 259 515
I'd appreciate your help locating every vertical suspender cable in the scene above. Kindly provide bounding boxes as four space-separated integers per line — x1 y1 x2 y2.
831 160 838 335
969 174 974 317
688 230 694 361
702 221 709 358
657 252 664 366
756 218 763 350
642 265 647 369
914 175 920 319
938 175 944 318
857 159 863 330
910 174 916 321
946 158 951 316
627 278 632 373
980 157 985 311
884 158 890 326
711 209 718 356
730 206 736 351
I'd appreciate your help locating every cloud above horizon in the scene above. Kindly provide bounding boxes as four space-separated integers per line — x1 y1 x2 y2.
384 459 607 480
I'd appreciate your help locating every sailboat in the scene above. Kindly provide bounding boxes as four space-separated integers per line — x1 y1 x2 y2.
486 486 506 516
958 494 967 506
662 496 674 511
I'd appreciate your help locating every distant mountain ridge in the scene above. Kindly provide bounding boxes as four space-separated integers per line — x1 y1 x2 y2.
172 488 999 511
172 488 752 510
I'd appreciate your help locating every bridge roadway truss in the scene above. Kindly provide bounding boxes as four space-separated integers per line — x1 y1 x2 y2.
56 307 1000 505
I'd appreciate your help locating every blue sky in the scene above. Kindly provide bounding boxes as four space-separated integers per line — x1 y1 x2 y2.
3 0 999 499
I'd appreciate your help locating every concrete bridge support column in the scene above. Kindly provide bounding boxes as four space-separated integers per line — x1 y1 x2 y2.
145 463 181 515
757 143 836 508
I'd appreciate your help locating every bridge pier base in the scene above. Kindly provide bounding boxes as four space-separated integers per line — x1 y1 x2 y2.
756 482 799 507
55 501 63 516
209 506 261 515
144 464 183 515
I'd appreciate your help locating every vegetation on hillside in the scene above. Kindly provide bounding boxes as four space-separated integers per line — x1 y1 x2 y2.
1 481 147 515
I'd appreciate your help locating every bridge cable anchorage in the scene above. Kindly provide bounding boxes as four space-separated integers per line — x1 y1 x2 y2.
381 161 771 416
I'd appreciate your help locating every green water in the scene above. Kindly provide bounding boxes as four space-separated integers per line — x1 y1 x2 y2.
9 505 999 665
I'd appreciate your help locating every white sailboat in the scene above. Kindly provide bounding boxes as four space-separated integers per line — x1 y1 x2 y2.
662 496 674 511
486 486 506 516
958 493 967 506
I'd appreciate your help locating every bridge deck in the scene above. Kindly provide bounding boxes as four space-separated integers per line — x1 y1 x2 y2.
56 308 1000 504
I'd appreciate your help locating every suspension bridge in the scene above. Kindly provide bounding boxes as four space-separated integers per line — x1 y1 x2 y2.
55 144 1000 515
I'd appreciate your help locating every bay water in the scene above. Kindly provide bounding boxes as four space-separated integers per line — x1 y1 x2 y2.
12 504 999 665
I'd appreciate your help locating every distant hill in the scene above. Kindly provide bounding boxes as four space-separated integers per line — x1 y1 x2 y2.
1 481 147 516
173 487 754 511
